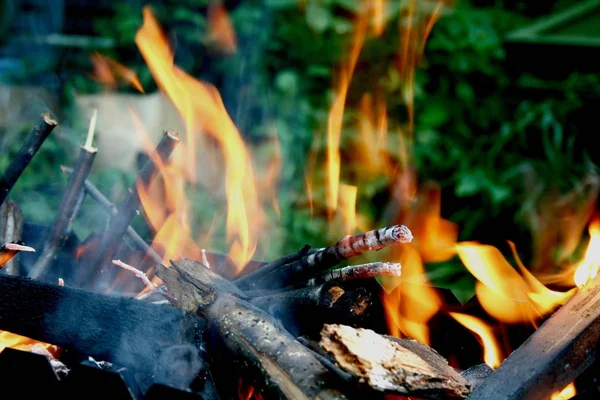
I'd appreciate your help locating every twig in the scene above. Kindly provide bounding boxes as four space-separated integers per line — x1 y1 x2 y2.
234 244 311 289
83 130 179 287
251 225 412 290
0 242 35 269
302 261 401 287
111 259 176 305
29 111 98 279
0 114 57 207
0 200 24 275
201 249 211 268
61 166 163 265
58 278 64 286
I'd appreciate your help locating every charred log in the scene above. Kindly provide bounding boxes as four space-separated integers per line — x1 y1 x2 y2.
0 274 205 380
157 259 348 399
468 273 600 400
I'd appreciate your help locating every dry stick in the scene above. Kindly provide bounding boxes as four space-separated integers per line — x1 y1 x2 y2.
29 111 98 279
302 261 401 287
61 166 163 265
234 244 311 288
248 225 413 290
83 130 179 287
0 242 35 268
0 199 24 275
468 272 600 400
0 114 57 207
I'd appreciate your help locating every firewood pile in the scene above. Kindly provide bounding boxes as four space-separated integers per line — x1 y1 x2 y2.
1 114 600 400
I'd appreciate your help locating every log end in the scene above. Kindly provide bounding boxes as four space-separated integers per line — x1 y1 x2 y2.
41 113 58 127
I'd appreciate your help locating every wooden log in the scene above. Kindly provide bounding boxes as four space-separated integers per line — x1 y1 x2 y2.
0 114 57 207
0 199 25 275
156 259 348 399
467 273 600 400
234 244 311 287
0 274 205 378
301 261 401 287
247 225 413 290
249 281 374 336
320 324 472 399
30 111 98 279
82 130 179 288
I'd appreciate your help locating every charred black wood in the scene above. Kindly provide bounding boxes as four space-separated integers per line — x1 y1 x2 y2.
234 244 311 289
468 273 600 400
82 130 179 288
0 113 57 207
157 259 348 399
30 139 97 279
249 280 375 337
0 274 205 380
0 199 24 275
251 225 413 290
62 166 163 265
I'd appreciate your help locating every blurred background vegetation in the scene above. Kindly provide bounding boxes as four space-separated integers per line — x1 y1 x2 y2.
0 0 598 300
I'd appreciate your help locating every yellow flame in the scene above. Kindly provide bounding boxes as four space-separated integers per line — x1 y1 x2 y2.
382 245 441 344
449 312 502 368
337 183 357 234
456 242 573 324
551 382 577 400
573 217 600 287
326 9 368 212
0 331 60 356
371 0 386 36
135 7 262 273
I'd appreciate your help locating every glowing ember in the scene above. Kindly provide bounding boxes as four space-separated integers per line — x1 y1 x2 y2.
550 382 576 400
449 312 502 368
0 331 60 357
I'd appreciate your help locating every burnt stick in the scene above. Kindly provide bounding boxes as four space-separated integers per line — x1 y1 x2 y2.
0 274 205 378
301 261 401 287
30 112 98 279
234 244 311 288
0 200 24 275
61 166 163 265
0 242 35 268
0 114 57 207
250 225 413 290
82 130 179 287
468 272 600 400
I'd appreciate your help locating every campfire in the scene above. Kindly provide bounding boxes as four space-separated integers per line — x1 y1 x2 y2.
0 2 599 400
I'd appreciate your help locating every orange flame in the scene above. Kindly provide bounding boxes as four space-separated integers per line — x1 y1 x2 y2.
573 216 600 287
207 2 237 54
449 312 502 368
382 245 442 345
0 331 60 357
456 242 573 324
371 0 387 36
135 7 262 273
90 53 145 93
326 9 368 212
337 184 357 234
551 382 576 400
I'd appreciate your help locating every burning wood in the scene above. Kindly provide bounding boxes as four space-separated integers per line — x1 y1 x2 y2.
0 273 205 380
81 130 179 287
319 324 471 399
237 225 412 290
156 259 348 399
468 271 600 400
110 259 174 304
249 281 375 336
302 261 401 287
0 113 58 207
61 165 163 265
30 110 99 279
0 241 35 268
